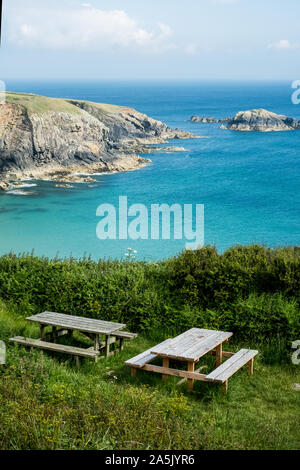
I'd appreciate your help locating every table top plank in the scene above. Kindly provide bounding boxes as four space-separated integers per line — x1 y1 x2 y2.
181 331 232 361
151 328 233 362
149 330 193 355
158 331 213 357
31 311 121 327
151 328 213 356
26 312 126 335
169 331 218 357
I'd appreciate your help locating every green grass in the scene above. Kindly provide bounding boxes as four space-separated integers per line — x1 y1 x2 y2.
0 301 299 450
5 92 83 116
4 92 126 117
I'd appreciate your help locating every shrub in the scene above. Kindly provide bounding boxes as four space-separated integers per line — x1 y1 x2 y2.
0 245 299 346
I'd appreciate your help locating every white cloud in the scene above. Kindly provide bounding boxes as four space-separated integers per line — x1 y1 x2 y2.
268 39 300 51
7 5 173 53
185 43 198 56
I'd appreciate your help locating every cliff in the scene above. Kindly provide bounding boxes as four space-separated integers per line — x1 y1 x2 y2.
190 108 300 132
0 92 195 189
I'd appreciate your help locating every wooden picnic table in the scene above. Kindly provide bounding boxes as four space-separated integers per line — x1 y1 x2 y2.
126 328 258 393
10 312 137 366
27 312 126 358
150 328 232 391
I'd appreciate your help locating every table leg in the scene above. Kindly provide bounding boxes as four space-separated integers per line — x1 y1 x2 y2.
187 362 195 392
94 334 100 352
119 338 124 352
105 335 111 358
162 358 169 382
216 344 223 367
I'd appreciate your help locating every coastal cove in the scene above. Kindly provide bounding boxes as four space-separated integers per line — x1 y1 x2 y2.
0 80 300 261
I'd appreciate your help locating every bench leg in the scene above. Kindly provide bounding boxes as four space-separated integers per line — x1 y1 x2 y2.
248 358 254 376
40 325 45 340
119 338 124 352
131 367 137 377
105 335 111 358
75 356 80 368
222 380 228 393
52 327 57 344
162 358 169 382
216 344 223 367
187 362 195 392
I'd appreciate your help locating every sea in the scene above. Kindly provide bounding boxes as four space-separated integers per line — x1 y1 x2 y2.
0 80 299 262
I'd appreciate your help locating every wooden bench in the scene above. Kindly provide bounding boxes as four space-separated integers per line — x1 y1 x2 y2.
112 331 138 351
10 336 99 367
125 339 171 376
113 331 138 339
206 348 258 392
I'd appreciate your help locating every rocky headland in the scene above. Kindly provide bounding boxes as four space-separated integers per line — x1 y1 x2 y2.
0 92 196 191
190 108 300 132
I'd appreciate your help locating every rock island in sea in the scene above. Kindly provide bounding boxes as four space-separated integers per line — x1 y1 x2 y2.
190 108 300 132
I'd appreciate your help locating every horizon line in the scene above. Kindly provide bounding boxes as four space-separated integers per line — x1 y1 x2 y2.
1 78 296 83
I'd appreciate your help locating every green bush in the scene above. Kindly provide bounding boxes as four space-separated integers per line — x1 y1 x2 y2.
0 245 299 347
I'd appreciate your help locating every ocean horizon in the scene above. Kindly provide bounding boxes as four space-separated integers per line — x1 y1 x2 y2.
1 80 300 261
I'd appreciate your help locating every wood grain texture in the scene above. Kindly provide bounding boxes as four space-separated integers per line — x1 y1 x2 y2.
9 336 99 358
27 312 126 335
125 338 172 368
151 329 233 362
206 349 258 383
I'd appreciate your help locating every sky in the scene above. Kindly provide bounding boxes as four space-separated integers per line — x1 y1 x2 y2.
1 0 300 80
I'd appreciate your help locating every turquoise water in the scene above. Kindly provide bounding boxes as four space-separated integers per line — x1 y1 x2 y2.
0 81 299 261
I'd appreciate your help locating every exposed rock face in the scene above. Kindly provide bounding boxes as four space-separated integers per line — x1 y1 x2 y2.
0 93 196 190
226 109 300 132
190 116 230 124
190 108 300 132
0 181 9 191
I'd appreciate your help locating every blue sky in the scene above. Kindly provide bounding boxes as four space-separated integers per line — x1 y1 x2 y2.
1 0 300 80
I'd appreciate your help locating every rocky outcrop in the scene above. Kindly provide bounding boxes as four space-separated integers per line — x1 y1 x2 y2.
226 109 300 132
0 93 196 190
0 181 9 191
190 116 230 124
190 108 300 132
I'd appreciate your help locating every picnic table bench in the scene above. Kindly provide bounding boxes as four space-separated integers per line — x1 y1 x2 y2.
125 328 258 392
10 312 137 366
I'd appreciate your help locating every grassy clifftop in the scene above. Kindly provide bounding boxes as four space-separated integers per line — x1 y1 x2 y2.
4 92 125 116
5 92 82 116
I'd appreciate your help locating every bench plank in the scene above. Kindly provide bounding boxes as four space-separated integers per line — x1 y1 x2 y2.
113 331 138 339
206 349 258 383
10 336 99 358
125 338 171 369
